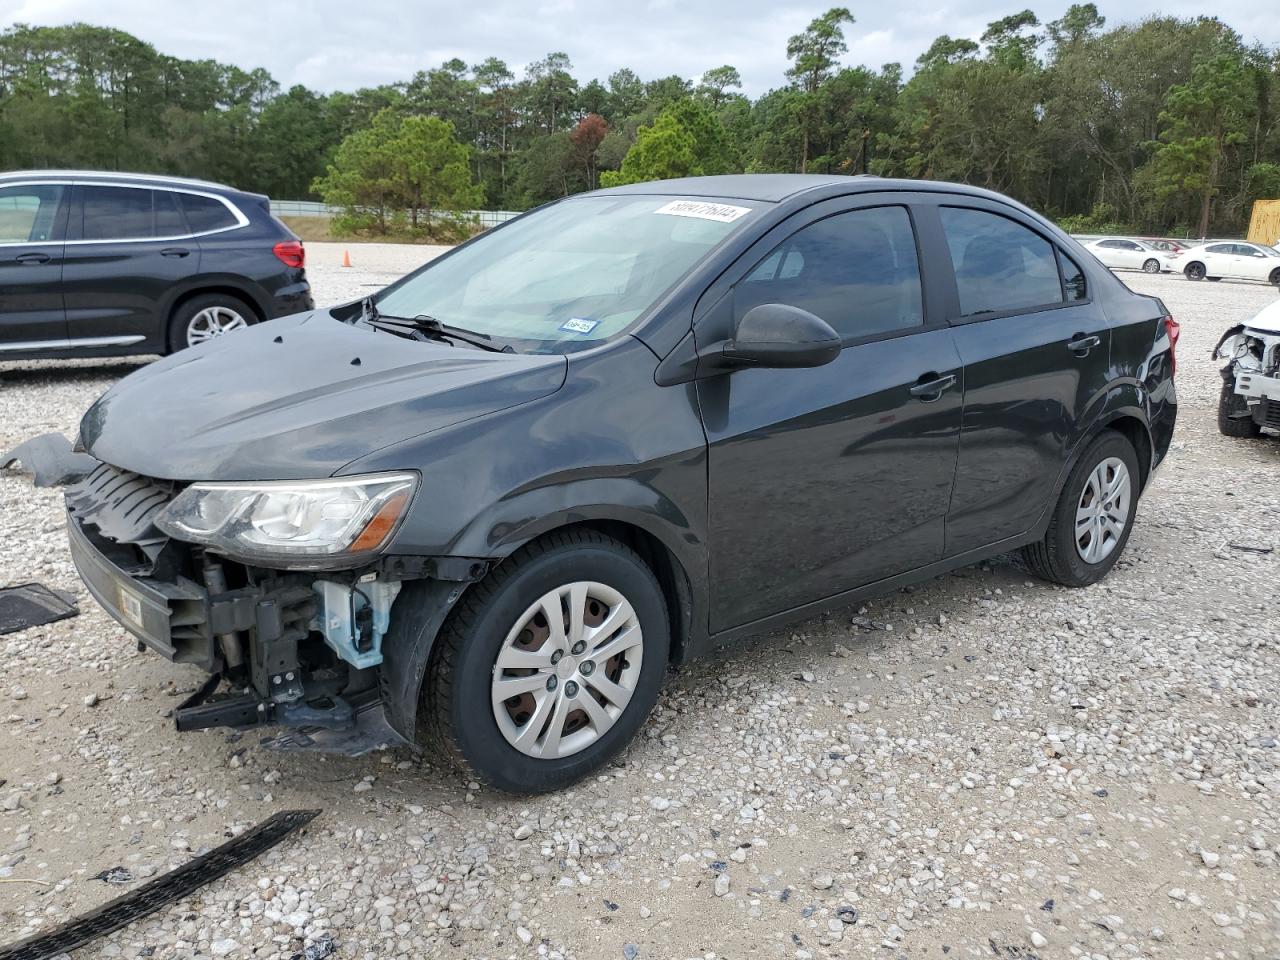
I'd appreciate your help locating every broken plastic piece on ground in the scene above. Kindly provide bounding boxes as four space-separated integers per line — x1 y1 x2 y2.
0 433 98 487
0 583 78 636
0 809 320 960
91 866 133 885
291 935 337 960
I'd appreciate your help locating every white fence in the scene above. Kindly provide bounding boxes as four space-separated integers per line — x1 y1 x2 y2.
270 200 520 229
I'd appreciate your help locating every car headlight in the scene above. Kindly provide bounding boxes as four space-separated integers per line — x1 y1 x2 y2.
155 472 417 567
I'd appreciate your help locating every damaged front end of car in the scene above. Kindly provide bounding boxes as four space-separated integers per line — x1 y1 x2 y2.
64 461 473 755
1215 321 1280 434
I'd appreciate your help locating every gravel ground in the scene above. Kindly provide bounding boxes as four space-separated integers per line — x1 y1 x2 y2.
1 253 1278 960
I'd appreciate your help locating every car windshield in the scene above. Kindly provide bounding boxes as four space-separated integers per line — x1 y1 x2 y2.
374 195 762 352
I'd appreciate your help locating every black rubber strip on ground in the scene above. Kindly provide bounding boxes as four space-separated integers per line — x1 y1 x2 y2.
0 809 321 960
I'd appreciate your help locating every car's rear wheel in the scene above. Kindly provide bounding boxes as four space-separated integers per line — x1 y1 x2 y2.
421 529 669 793
1022 431 1140 587
1269 267 1280 286
1142 258 1161 274
1218 379 1262 438
168 293 256 352
1184 262 1205 281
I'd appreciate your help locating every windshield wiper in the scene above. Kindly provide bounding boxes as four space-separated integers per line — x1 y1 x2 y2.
366 312 513 353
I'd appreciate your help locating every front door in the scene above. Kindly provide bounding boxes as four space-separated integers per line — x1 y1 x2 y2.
0 183 69 348
931 203 1113 556
699 202 963 633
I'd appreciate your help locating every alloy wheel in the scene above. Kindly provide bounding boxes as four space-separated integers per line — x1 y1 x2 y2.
491 581 644 759
1142 258 1160 274
186 306 249 346
1075 456 1131 564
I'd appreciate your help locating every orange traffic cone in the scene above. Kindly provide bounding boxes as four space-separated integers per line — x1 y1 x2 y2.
341 249 352 268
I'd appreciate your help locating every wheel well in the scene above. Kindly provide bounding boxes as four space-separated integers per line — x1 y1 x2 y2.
1102 416 1152 490
551 519 694 667
166 286 264 350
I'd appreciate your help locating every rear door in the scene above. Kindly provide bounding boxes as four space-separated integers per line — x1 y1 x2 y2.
699 196 963 632
928 201 1112 556
1200 243 1236 278
0 182 70 348
61 184 200 349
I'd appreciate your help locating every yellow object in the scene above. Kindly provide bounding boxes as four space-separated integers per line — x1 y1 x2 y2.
1247 200 1280 245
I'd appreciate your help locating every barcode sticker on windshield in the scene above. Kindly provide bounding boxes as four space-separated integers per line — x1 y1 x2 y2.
560 317 600 334
654 200 751 223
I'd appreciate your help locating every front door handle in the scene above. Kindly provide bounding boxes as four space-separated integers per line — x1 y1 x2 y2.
910 372 957 402
160 247 191 258
15 251 52 264
1067 333 1101 356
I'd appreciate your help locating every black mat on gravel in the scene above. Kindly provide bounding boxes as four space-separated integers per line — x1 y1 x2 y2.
0 582 79 635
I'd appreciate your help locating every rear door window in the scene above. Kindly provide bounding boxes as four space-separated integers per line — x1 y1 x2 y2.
177 193 239 234
0 184 65 243
736 205 924 341
940 207 1063 316
81 185 161 241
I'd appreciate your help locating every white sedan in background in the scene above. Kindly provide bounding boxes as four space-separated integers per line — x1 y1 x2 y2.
1178 241 1280 285
1083 237 1169 274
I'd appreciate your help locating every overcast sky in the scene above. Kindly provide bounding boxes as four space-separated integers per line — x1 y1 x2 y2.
1 0 1275 95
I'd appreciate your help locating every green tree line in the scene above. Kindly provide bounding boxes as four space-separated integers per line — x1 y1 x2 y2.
2 11 1278 237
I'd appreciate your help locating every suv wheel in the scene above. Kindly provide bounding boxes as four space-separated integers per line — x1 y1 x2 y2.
1184 262 1205 281
169 293 256 352
1022 431 1140 587
1142 258 1161 274
1218 379 1261 438
421 530 669 793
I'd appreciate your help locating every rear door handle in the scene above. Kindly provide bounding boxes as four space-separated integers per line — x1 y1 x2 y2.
910 373 957 401
15 251 52 264
160 247 191 258
1067 333 1101 355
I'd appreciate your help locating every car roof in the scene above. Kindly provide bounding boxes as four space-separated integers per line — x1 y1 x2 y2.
587 173 1031 206
0 169 240 193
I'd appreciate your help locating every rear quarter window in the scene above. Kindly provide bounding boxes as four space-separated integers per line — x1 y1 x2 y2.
179 193 240 233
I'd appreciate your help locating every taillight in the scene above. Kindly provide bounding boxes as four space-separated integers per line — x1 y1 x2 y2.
273 240 305 269
1164 315 1180 376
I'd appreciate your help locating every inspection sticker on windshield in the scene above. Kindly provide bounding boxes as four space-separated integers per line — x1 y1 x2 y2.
560 317 600 335
654 200 751 223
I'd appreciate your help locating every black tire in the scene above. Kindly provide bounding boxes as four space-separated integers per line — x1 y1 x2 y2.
1218 378 1261 438
1269 267 1280 286
421 529 669 793
167 292 257 353
1021 431 1141 588
1184 262 1205 281
1142 258 1161 274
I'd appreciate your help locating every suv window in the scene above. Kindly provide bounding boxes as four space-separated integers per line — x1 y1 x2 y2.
941 207 1063 316
82 185 162 241
178 193 239 234
737 205 924 341
1059 251 1087 301
0 184 65 243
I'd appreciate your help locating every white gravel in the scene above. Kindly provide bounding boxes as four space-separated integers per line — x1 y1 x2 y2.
1 257 1278 959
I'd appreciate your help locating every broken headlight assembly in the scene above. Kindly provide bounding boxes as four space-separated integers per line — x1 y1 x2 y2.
154 472 418 568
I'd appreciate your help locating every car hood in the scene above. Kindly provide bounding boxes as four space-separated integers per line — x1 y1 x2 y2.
1247 299 1280 334
80 311 567 481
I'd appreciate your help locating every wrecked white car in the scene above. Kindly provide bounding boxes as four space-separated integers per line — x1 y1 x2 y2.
1216 299 1280 437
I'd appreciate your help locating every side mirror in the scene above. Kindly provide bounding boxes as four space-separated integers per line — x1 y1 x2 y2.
719 303 842 369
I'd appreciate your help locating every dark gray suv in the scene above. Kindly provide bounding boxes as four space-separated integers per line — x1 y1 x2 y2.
0 170 313 360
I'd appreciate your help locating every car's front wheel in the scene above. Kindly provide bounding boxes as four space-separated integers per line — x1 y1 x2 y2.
1142 258 1161 274
422 529 669 793
168 293 256 352
1022 430 1140 587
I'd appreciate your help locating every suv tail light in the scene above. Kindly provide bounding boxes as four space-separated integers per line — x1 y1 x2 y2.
1164 315 1180 377
273 240 305 269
